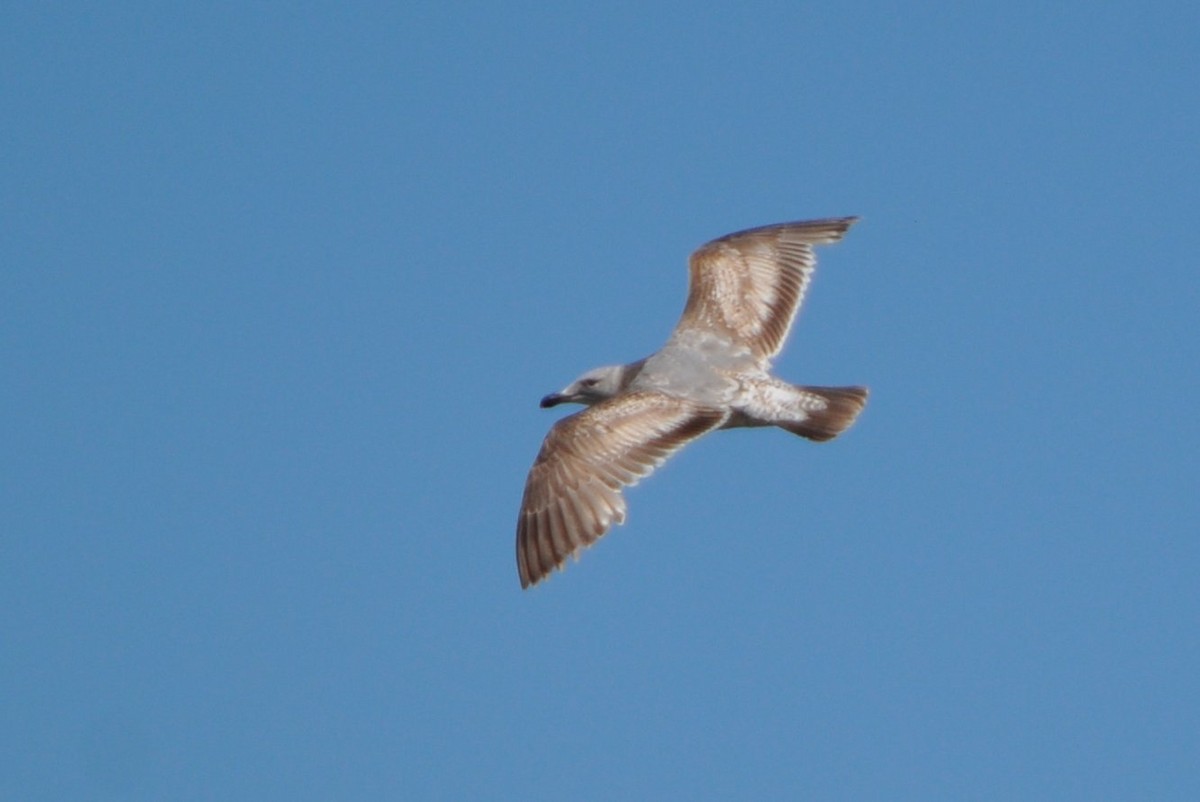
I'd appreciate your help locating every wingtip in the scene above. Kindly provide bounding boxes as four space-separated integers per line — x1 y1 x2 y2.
710 216 861 247
800 216 860 242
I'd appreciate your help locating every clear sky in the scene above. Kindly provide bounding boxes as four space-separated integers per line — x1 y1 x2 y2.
4 3 1198 800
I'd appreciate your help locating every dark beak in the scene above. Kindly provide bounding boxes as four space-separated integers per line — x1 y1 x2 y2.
540 393 567 408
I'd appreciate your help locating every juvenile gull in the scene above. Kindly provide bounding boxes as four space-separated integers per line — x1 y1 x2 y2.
517 218 867 588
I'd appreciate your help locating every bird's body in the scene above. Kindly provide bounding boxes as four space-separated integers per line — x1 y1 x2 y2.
517 218 867 588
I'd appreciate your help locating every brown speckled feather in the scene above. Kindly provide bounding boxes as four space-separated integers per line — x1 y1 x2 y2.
516 392 728 588
677 218 858 362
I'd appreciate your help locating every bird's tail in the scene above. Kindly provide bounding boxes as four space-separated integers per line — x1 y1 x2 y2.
777 385 868 442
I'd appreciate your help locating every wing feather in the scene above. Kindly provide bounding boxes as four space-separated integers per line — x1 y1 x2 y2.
516 392 727 587
674 217 858 361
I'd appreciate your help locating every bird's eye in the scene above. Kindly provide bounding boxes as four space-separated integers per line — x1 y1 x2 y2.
581 378 599 387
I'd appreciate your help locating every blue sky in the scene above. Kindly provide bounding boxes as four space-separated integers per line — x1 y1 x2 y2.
4 3 1198 799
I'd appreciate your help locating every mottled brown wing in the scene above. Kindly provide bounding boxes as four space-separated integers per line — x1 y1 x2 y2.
675 217 859 361
517 392 728 588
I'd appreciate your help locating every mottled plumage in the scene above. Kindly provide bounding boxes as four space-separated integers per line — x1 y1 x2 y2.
517 218 867 588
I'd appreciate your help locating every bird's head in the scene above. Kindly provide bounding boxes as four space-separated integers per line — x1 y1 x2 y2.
540 364 626 408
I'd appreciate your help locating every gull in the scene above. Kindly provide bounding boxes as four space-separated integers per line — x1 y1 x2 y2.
516 217 867 588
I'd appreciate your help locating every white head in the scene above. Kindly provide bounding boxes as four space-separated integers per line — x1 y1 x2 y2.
540 364 628 408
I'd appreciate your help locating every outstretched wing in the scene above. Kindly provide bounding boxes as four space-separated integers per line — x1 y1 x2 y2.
673 217 858 361
517 392 727 588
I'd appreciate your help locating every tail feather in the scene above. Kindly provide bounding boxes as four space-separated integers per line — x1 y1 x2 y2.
779 386 868 442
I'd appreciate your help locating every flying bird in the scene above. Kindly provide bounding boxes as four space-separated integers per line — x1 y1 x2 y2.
516 218 867 588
